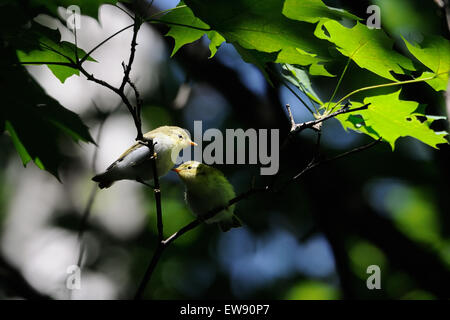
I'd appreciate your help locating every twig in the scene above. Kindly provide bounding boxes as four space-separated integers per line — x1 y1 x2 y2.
271 67 314 115
285 104 296 131
76 61 142 141
291 103 370 134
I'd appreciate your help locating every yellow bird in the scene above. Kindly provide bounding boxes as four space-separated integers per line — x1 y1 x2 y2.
173 161 242 232
93 126 196 189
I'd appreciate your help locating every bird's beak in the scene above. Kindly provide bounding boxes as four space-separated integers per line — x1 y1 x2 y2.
172 168 180 173
190 141 198 146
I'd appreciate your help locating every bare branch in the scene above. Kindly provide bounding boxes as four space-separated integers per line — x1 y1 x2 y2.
291 103 370 134
285 104 296 131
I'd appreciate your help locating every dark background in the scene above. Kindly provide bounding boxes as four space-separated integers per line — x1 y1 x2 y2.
0 0 449 299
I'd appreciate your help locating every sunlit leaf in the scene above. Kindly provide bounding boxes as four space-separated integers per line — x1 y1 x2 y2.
282 64 323 105
17 24 96 83
286 281 339 300
282 0 359 24
315 21 415 80
335 91 448 149
403 35 450 91
3 47 94 178
161 2 224 58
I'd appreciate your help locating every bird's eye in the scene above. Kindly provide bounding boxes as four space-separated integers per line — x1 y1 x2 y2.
178 134 183 139
187 166 192 170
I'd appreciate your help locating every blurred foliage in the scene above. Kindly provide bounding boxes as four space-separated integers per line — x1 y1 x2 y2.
285 281 340 300
167 0 448 152
0 0 450 301
0 1 95 178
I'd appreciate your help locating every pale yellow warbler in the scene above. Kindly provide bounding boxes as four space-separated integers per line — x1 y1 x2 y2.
93 126 196 189
173 161 241 232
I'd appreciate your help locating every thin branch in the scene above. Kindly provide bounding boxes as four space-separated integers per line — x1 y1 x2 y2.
331 73 445 110
119 12 144 140
38 40 76 64
291 103 370 134
286 138 383 188
76 65 143 136
285 104 296 131
114 3 135 20
76 185 97 267
120 21 141 94
320 137 383 165
133 187 264 300
79 24 135 64
79 6 206 65
327 57 351 112
73 25 79 64
269 67 315 115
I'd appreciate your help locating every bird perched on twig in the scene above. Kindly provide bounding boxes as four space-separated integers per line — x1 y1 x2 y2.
92 126 196 189
173 161 242 232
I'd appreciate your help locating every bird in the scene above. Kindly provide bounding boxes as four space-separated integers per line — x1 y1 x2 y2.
172 161 242 232
92 126 197 189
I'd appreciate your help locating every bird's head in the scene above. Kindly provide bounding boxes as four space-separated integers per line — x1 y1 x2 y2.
154 126 197 149
172 161 204 181
144 126 197 163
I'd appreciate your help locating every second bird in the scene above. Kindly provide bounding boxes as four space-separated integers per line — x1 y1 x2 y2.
173 161 241 232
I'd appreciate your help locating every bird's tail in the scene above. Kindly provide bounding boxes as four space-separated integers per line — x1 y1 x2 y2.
92 172 114 189
219 215 242 232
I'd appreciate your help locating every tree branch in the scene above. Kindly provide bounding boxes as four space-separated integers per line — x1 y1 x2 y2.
133 131 382 299
291 103 370 134
65 4 166 300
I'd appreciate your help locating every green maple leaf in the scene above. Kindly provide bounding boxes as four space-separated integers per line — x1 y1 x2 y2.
161 2 224 58
16 24 96 83
315 21 415 80
282 0 359 24
163 0 335 76
3 62 95 178
335 91 448 149
17 41 95 83
282 64 323 105
403 35 450 91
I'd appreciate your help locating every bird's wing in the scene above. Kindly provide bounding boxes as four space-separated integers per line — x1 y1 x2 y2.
106 128 166 171
106 143 147 170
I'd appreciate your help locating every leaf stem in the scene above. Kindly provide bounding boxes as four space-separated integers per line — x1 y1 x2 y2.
328 57 351 112
332 74 440 109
